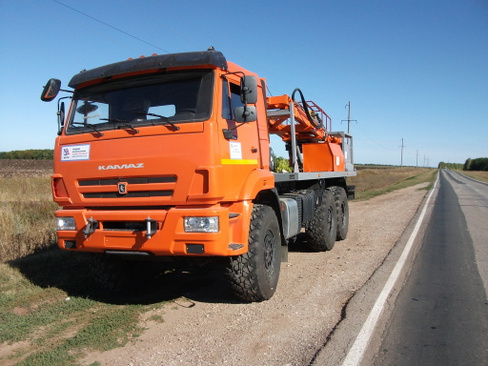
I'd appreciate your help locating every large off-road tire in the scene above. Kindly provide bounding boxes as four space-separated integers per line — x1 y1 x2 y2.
227 204 281 302
333 187 349 241
305 189 337 251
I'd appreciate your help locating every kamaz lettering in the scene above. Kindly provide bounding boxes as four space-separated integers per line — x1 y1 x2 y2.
98 163 144 170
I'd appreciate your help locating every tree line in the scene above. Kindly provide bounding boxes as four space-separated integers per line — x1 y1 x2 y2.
438 157 488 171
0 149 54 160
463 157 488 171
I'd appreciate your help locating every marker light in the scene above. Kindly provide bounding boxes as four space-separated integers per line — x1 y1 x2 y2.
56 217 76 231
184 216 219 233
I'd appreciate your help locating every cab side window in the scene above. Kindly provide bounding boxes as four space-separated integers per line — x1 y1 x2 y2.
222 80 245 120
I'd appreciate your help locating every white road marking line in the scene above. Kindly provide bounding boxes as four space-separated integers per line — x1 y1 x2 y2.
341 175 439 366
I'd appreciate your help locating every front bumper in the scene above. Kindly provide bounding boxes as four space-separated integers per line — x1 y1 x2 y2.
55 203 251 257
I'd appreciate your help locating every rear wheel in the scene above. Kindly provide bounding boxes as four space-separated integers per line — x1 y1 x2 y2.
305 189 337 251
227 204 281 302
334 187 349 240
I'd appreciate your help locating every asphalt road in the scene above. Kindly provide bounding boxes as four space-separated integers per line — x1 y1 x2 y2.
373 170 488 365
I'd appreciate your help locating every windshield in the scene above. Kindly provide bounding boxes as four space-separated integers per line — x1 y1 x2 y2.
66 70 214 135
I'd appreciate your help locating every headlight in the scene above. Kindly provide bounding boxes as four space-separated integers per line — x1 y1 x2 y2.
184 216 219 233
56 217 76 231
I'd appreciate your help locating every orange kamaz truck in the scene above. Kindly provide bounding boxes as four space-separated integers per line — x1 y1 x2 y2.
41 48 356 301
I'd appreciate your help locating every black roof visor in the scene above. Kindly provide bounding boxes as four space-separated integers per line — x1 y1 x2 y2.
69 49 227 88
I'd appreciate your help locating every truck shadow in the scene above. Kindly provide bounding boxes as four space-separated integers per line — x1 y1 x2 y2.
8 249 238 306
9 234 314 306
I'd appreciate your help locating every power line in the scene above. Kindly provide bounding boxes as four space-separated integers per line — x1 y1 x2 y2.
121 0 203 50
352 122 393 151
52 0 170 53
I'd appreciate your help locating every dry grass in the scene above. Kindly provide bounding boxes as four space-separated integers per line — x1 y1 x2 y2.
349 166 436 200
459 170 488 183
0 160 57 262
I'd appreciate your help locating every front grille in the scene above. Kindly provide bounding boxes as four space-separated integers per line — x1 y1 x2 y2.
79 176 176 186
78 175 176 199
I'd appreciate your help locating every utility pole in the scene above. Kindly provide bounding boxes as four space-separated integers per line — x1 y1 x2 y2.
347 101 351 134
400 138 406 168
416 150 419 167
342 101 357 134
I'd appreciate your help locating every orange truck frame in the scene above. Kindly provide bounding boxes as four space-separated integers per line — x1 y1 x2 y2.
41 48 356 302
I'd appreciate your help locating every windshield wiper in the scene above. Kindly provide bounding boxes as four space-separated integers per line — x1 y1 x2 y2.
100 118 139 134
72 122 104 136
144 112 180 131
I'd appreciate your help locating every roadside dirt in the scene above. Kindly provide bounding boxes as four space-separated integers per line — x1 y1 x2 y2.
81 183 429 366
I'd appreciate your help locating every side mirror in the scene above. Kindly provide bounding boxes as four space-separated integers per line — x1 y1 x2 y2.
240 75 258 104
57 101 65 135
234 105 257 123
41 78 61 102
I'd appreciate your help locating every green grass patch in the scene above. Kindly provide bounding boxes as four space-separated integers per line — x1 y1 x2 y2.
0 250 169 365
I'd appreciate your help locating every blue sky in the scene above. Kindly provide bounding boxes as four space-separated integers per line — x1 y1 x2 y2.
1 0 487 167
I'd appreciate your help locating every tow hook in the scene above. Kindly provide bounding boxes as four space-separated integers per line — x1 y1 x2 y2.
83 218 99 237
145 218 157 239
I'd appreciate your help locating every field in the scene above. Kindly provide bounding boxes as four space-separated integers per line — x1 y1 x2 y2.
0 160 438 365
0 160 57 262
349 165 437 200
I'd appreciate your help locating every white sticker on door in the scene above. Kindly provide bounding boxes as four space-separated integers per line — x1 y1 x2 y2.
229 141 242 159
61 144 91 161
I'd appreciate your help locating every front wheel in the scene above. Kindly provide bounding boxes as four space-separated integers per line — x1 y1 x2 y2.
227 204 281 302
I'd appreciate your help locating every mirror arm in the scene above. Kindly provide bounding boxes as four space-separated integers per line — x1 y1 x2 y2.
57 96 71 111
57 96 70 135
